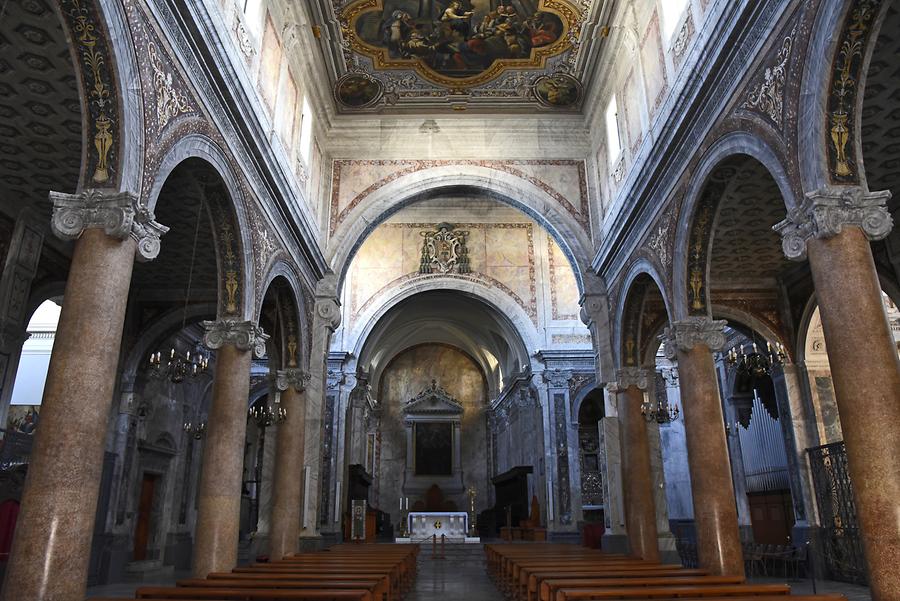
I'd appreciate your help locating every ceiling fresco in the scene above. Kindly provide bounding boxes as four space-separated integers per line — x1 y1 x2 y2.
318 0 605 112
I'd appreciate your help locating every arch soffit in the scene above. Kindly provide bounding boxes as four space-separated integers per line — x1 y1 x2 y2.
614 259 672 369
797 0 891 193
346 277 541 364
145 134 255 321
326 166 593 291
257 261 311 370
672 132 794 320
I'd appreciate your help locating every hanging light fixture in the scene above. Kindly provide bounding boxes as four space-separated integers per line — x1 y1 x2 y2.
249 398 287 428
726 337 786 378
641 398 679 423
149 189 209 384
183 420 207 439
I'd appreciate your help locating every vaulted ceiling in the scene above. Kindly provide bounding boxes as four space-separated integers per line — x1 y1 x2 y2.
304 0 612 113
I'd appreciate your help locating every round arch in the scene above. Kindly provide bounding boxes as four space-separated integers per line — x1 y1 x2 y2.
257 261 311 370
346 276 541 364
146 136 255 321
673 135 795 320
614 259 673 369
326 166 594 293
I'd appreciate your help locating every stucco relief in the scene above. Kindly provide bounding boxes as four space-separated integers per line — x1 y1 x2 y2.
329 160 590 234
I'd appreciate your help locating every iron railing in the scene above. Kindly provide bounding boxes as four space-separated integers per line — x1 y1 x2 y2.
807 441 868 585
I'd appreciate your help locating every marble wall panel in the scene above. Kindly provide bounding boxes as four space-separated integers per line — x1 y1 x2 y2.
548 238 580 321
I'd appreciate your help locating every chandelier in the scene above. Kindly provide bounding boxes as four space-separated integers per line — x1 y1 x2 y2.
249 399 286 428
726 339 786 378
641 398 679 423
150 348 208 383
148 185 208 384
183 420 207 439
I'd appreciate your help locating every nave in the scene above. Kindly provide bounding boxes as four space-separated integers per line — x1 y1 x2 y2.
83 542 873 601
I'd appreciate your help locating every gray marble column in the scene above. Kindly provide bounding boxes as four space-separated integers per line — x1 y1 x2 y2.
776 187 900 599
300 276 341 538
2 190 166 601
543 369 574 529
192 320 267 577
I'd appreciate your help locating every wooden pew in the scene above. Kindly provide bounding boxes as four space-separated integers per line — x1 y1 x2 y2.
522 569 709 601
175 576 390 601
134 584 379 600
552 583 792 600
93 593 372 601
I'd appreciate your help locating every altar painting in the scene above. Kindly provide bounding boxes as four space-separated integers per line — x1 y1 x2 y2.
415 422 452 475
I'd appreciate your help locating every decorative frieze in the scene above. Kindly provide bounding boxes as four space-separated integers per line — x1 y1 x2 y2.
742 25 796 127
202 319 269 357
662 317 727 359
774 187 893 260
49 190 169 261
276 368 311 392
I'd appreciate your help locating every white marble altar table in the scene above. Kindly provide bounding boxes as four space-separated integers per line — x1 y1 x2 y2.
408 511 468 539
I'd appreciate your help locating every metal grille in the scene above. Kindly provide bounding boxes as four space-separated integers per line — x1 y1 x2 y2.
807 441 868 585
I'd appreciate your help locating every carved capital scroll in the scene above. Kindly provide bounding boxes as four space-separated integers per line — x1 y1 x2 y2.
662 317 727 359
276 368 311 392
774 187 892 260
202 319 268 358
49 189 169 261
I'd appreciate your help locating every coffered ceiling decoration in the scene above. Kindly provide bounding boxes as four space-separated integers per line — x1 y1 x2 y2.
315 0 607 112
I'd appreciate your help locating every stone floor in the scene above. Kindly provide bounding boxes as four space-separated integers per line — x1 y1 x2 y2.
85 544 873 601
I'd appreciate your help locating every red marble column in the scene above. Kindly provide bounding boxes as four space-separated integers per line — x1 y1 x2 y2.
269 369 309 560
192 321 265 578
665 319 744 577
1 191 165 601
617 368 660 562
806 228 900 600
776 188 899 599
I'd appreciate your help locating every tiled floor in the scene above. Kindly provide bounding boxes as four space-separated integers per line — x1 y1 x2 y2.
85 544 873 601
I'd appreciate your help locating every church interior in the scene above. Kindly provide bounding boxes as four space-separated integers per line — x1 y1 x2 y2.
0 0 897 600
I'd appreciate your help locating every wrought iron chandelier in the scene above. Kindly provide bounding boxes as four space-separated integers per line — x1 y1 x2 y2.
249 399 286 428
726 339 786 378
641 398 679 423
183 420 207 439
148 186 208 384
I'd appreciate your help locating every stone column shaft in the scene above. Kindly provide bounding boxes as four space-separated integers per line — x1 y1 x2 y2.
665 318 743 577
806 228 900 598
192 319 267 578
617 369 659 562
1 229 136 601
678 344 744 576
269 370 309 559
776 188 900 599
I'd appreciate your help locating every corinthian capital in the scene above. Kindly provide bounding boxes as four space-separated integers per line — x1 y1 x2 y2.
611 367 651 392
543 369 573 388
774 187 893 261
662 317 727 359
49 189 169 261
202 319 269 358
276 368 311 392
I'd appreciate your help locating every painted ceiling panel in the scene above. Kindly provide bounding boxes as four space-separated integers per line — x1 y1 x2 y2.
309 0 609 113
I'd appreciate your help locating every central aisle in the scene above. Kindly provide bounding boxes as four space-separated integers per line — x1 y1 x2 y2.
408 543 500 601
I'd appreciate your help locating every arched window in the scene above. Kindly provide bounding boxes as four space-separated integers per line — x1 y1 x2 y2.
243 0 265 37
298 95 314 164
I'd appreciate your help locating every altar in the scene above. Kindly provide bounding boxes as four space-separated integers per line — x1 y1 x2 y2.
407 511 469 539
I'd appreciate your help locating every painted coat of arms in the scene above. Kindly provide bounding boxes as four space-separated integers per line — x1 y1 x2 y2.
419 222 470 273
